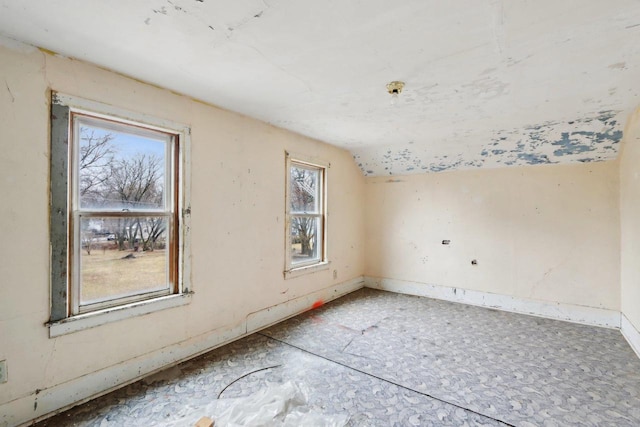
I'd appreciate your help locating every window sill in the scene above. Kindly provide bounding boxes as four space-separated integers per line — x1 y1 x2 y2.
47 292 192 338
284 261 330 279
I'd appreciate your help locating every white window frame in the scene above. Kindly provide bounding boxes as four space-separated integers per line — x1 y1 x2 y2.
284 152 329 278
48 92 192 337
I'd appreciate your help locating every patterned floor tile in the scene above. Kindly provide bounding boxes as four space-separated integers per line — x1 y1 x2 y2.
35 288 640 426
262 289 640 426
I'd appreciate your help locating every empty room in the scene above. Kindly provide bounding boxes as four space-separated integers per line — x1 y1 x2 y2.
1 1 640 426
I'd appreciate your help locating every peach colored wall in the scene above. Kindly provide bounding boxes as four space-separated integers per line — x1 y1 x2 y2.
365 162 620 310
0 44 364 425
620 107 640 332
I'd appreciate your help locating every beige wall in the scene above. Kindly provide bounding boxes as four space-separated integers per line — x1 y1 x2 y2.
0 36 635 425
0 44 365 424
365 162 620 310
620 107 640 331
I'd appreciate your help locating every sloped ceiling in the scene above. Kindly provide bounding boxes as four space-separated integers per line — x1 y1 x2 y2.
1 0 639 176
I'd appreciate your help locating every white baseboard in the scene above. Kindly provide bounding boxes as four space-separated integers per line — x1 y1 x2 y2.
621 313 640 359
364 276 621 329
246 276 364 333
4 276 364 427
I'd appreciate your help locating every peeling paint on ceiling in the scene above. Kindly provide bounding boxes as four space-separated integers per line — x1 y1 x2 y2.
353 110 625 175
0 0 639 176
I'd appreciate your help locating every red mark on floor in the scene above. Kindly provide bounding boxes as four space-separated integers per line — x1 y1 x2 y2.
311 300 324 310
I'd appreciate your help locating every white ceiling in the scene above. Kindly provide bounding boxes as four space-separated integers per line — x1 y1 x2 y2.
1 0 639 176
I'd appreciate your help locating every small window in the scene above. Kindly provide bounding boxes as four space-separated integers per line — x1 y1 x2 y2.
50 93 190 322
285 154 327 274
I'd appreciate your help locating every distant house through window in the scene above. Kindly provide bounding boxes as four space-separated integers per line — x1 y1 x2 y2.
49 93 190 328
285 153 327 276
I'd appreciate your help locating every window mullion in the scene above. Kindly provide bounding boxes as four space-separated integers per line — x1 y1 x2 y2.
77 211 171 218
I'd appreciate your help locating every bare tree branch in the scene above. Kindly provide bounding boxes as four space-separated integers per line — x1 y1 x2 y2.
79 129 115 199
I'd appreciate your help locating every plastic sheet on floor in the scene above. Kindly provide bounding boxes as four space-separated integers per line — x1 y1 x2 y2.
165 381 348 427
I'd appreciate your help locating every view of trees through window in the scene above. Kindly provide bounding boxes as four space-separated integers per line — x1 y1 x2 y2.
74 117 173 306
290 163 322 266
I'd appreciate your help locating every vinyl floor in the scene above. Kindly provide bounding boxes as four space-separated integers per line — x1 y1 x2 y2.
35 288 640 426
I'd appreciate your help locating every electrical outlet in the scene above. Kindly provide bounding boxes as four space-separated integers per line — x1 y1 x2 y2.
0 360 7 384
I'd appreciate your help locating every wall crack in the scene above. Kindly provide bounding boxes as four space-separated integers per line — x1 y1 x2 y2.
5 79 15 102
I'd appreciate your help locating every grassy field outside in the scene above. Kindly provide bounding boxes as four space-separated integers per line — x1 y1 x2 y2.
80 248 167 303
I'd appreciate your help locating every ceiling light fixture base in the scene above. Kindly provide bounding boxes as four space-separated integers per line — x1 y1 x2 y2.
386 81 405 95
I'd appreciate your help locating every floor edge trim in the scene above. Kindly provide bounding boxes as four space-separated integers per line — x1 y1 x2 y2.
364 276 620 329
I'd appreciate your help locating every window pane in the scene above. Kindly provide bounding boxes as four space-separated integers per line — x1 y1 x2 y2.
79 216 170 305
290 165 319 213
77 119 168 211
290 216 321 265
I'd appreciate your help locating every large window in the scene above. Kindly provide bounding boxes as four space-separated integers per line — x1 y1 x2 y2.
49 93 190 329
285 154 327 275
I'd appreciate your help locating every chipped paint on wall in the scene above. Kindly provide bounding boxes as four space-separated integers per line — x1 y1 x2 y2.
353 110 625 176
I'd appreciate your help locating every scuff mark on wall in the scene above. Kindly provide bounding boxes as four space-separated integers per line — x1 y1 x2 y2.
5 80 14 102
167 0 186 13
225 5 270 34
152 6 167 15
608 62 627 70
